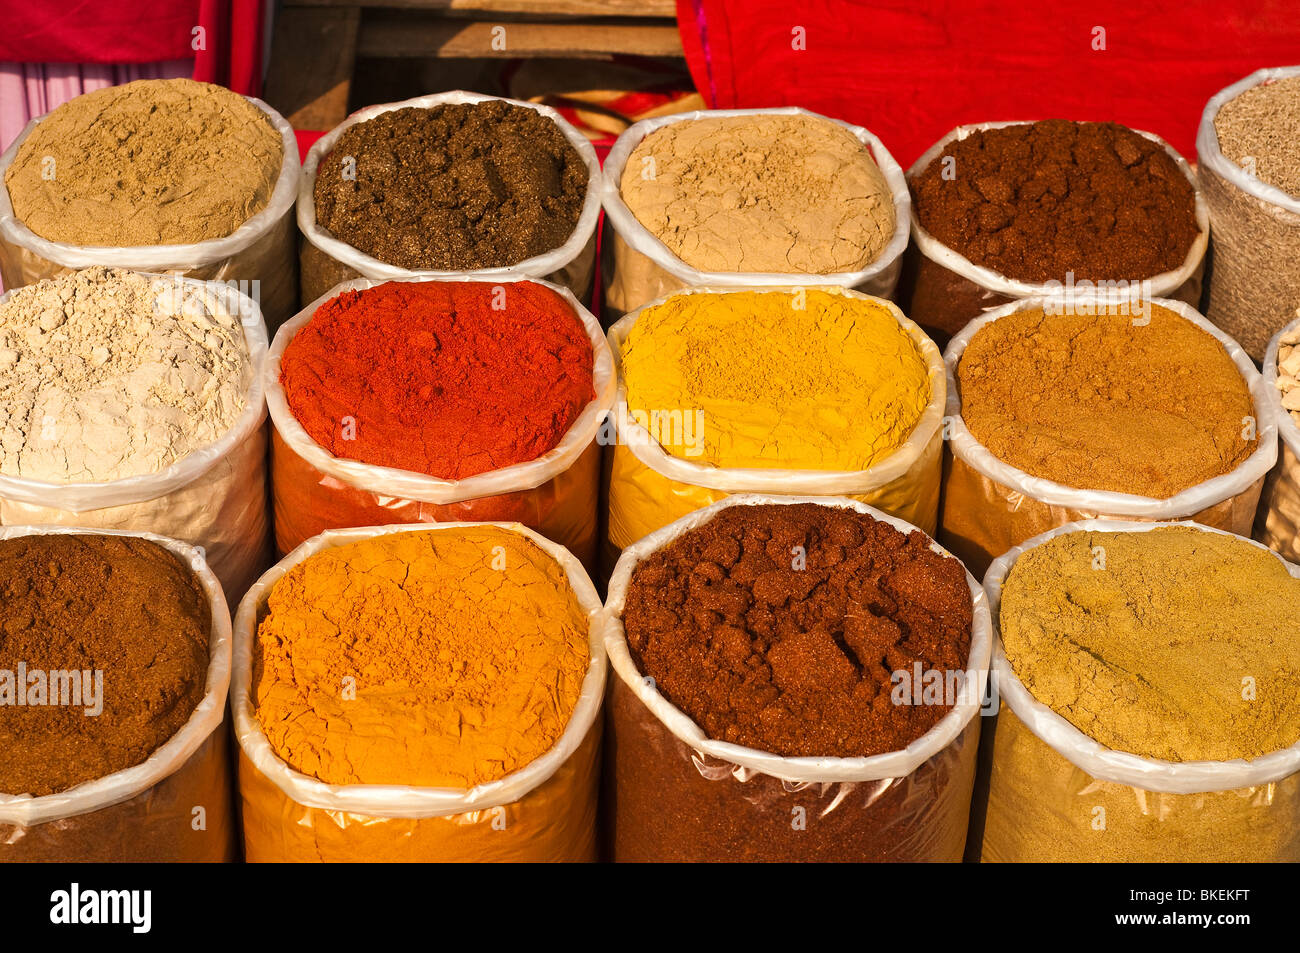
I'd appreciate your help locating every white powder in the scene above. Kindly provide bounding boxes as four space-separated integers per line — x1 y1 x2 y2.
0 267 251 483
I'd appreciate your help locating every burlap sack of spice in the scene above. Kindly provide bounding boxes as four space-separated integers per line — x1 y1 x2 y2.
298 92 600 308
1198 67 1300 362
1255 317 1300 562
0 527 235 862
601 495 991 862
0 278 271 601
978 519 1300 863
267 276 613 572
0 97 299 332
599 107 911 321
604 286 944 572
940 294 1277 578
232 522 606 863
905 122 1208 343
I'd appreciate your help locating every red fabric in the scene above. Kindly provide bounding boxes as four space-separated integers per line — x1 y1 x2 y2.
0 0 262 96
0 1 200 63
192 0 264 95
677 0 1300 166
296 129 325 162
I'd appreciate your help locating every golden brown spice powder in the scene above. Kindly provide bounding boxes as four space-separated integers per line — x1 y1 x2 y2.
957 304 1256 497
1000 528 1300 762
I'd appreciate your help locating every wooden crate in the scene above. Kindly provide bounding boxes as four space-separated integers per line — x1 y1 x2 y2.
266 0 682 129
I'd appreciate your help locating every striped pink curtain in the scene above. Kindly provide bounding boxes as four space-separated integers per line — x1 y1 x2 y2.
0 59 192 152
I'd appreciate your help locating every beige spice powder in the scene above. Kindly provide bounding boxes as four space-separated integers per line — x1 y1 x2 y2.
0 267 251 483
620 114 896 274
5 78 283 247
1214 75 1300 199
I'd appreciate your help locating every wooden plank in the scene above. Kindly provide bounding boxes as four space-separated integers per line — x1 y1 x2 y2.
290 0 678 17
265 6 361 129
357 16 684 58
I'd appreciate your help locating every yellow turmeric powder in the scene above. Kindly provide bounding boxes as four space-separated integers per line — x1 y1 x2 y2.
620 289 930 470
251 526 591 788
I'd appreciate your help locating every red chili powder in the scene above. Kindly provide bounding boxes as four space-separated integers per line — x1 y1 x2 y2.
280 281 596 480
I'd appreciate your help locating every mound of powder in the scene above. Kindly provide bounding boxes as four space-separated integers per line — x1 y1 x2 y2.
313 102 588 270
623 503 972 758
253 527 590 787
620 114 896 273
1215 76 1300 198
280 280 594 480
957 304 1255 497
1000 527 1300 762
911 120 1199 283
0 267 251 484
621 289 930 470
5 78 283 247
0 534 209 797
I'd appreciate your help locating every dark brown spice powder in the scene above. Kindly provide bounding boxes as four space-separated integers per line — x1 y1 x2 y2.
0 535 209 798
622 503 973 758
313 101 588 270
911 120 1199 283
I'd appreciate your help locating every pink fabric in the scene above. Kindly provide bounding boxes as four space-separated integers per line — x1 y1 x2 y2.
0 59 192 153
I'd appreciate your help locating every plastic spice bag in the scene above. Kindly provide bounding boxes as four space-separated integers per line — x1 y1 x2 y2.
0 527 235 862
298 91 602 307
903 122 1208 343
232 522 607 863
1198 66 1300 362
978 519 1300 863
939 293 1277 578
0 277 271 601
601 494 991 862
0 97 300 331
267 276 614 572
603 286 944 572
1256 317 1300 562
599 107 911 320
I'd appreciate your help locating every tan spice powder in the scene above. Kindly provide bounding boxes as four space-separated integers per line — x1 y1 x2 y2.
5 78 283 246
1214 75 1300 199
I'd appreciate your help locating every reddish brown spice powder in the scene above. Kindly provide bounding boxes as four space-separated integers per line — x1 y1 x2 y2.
622 503 973 758
0 534 209 798
911 120 1199 283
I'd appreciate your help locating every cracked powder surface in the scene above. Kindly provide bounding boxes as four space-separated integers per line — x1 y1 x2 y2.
1000 527 1300 763
251 527 590 788
0 267 250 483
620 114 896 274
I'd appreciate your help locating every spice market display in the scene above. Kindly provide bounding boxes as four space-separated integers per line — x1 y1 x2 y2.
2 4 1300 880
